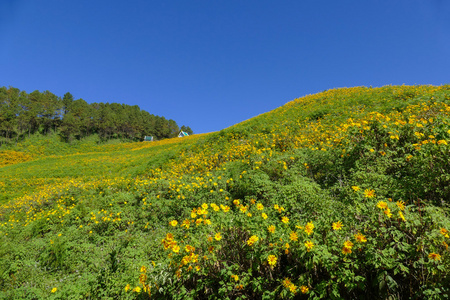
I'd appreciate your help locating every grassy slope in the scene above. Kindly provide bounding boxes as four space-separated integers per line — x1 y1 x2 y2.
1 85 450 299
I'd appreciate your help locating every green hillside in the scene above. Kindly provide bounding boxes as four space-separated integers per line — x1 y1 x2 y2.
1 85 450 299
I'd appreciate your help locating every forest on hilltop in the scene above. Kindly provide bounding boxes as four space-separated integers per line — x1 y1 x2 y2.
0 86 193 145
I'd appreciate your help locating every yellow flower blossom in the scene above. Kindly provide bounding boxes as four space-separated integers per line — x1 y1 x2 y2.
215 232 222 241
364 189 376 198
384 208 392 218
247 235 259 246
289 231 298 241
429 252 441 261
268 225 275 233
304 222 314 235
332 221 343 230
281 216 289 224
304 240 314 251
377 201 388 210
169 220 178 227
261 213 268 219
396 201 405 211
300 285 309 293
354 232 367 243
267 254 277 267
440 228 450 238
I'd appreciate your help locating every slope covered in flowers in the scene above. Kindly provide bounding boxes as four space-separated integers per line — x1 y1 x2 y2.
1 85 450 299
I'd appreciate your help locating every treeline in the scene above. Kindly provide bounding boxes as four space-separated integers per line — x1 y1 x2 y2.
0 86 193 145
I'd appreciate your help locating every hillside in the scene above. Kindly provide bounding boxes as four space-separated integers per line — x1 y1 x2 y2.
1 85 450 299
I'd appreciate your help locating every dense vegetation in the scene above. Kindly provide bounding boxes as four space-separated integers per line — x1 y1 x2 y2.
1 85 450 299
0 86 193 144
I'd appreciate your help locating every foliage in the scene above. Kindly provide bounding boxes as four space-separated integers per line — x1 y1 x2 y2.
1 85 450 299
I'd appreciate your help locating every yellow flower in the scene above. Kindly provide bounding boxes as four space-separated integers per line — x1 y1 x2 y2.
185 245 194 253
364 189 375 198
384 208 392 218
282 277 292 288
240 205 248 213
398 211 405 221
343 240 353 248
300 285 309 294
304 222 314 235
182 219 190 229
247 235 259 246
261 213 268 220
342 240 353 254
233 199 240 205
51 287 57 293
377 201 388 210
332 221 343 230
268 225 275 233
289 231 298 241
304 240 314 251
281 216 289 224
211 203 220 211
215 232 222 241
354 232 367 243
429 252 441 261
267 254 277 267
169 220 178 227
124 284 131 292
440 228 450 238
256 203 264 210
139 273 147 285
396 201 405 211
231 274 239 281
202 203 208 209
133 286 141 293
140 265 147 273
172 245 180 253
342 246 352 255
351 186 360 192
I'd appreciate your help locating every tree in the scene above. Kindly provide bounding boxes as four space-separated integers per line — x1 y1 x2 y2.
62 92 74 115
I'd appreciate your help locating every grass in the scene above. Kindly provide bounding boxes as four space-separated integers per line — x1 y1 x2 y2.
1 85 450 299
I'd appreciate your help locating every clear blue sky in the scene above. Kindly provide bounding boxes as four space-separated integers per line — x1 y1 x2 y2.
1 1 449 134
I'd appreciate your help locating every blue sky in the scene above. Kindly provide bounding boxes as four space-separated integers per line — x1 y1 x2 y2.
1 1 449 134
